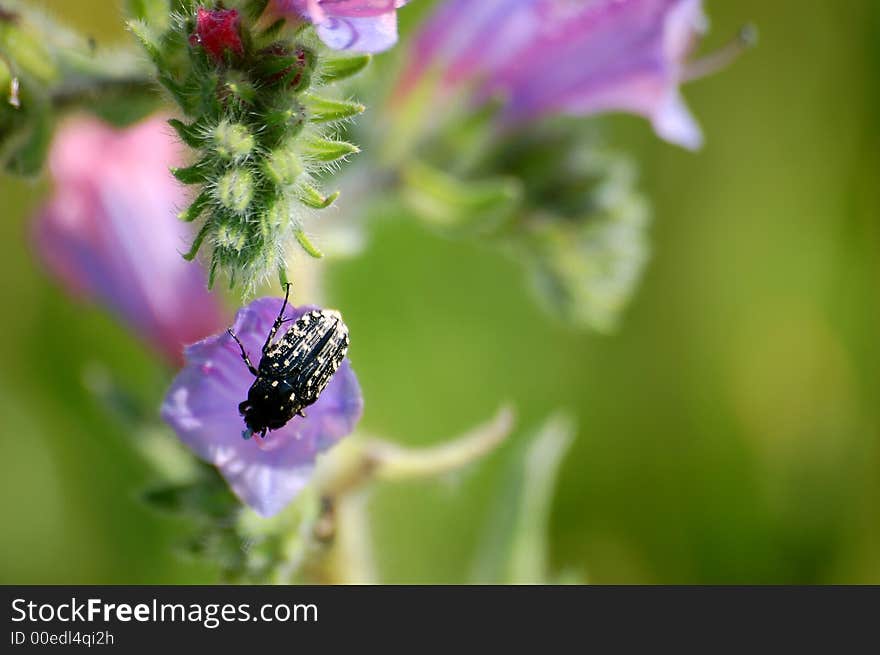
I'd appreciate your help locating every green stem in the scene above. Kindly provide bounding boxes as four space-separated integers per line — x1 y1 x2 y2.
290 406 516 583
50 75 156 110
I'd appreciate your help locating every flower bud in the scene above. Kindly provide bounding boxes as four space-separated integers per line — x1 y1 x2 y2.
213 120 255 162
215 221 248 252
264 148 303 185
189 6 244 64
261 196 291 240
215 168 254 213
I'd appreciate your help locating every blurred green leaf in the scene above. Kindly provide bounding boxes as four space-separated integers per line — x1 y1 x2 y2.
1 87 51 175
142 475 239 522
523 193 651 333
124 0 171 31
471 413 577 584
401 159 523 233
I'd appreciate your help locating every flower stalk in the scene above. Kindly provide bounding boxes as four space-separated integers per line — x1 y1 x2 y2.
287 406 516 583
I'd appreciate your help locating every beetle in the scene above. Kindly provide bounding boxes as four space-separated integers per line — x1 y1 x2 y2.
227 283 350 439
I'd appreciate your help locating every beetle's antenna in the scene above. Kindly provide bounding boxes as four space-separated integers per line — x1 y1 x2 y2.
263 283 293 354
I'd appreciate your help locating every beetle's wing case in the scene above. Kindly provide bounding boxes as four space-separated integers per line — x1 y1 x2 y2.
260 309 350 404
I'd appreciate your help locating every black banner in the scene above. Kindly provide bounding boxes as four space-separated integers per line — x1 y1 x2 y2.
2 586 877 651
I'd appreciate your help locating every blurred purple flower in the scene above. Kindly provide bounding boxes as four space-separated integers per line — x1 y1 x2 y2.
161 297 363 517
396 0 708 150
267 0 409 53
33 116 227 365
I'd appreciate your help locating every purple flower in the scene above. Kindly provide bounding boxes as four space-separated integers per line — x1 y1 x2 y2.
33 116 227 365
396 0 708 150
161 297 363 517
267 0 410 53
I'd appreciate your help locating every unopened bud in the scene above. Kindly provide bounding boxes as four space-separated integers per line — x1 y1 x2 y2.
213 120 254 161
264 148 303 186
214 221 248 252
189 7 244 64
215 168 254 213
261 197 290 240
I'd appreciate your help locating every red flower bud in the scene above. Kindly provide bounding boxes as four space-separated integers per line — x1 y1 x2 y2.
189 6 244 63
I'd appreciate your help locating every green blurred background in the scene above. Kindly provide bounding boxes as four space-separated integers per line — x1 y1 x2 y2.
1 0 878 583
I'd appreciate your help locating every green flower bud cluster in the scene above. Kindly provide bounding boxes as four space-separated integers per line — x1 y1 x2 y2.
399 121 650 332
519 148 650 333
129 0 369 291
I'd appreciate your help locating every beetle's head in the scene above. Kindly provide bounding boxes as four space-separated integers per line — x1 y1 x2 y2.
238 399 270 438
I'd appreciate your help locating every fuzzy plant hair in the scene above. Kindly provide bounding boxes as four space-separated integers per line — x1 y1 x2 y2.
129 0 369 293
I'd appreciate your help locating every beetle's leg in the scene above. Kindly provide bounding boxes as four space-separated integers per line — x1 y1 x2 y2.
228 328 259 376
263 282 292 354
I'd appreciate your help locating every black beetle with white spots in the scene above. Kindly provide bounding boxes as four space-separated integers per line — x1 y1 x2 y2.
227 284 350 439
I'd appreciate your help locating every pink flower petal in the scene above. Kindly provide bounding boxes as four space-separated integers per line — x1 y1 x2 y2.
398 0 707 149
33 116 227 364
